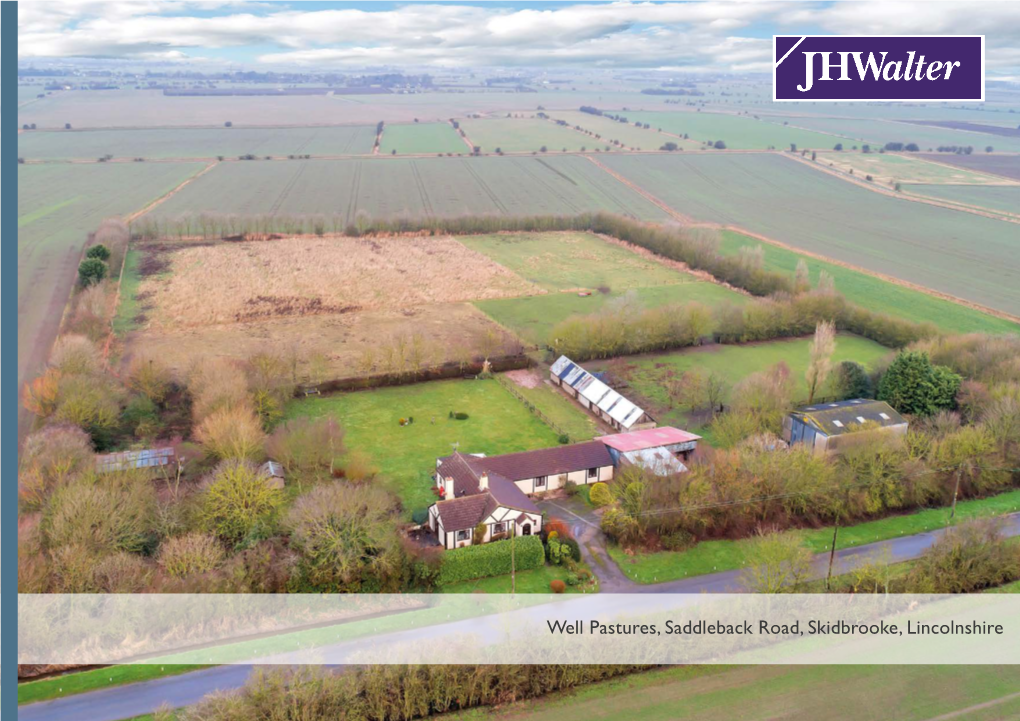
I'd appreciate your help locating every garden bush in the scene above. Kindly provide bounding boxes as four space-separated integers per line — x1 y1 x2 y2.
85 244 111 261
438 535 544 585
200 460 282 546
158 532 226 579
41 474 154 554
588 482 612 507
550 579 566 593
195 406 266 462
77 258 107 287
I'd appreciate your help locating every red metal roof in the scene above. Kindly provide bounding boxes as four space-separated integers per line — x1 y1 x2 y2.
596 427 701 452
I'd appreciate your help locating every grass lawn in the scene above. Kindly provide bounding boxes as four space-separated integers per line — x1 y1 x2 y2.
442 664 1020 720
380 122 467 155
499 372 601 442
718 230 1020 335
113 246 145 335
608 488 1020 584
476 282 745 346
457 231 689 292
283 378 563 515
440 562 599 594
17 664 208 706
587 333 890 440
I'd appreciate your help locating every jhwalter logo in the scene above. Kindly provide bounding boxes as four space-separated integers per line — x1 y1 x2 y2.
774 36 984 102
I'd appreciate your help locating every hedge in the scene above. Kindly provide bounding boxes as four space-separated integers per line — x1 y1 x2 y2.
438 535 545 586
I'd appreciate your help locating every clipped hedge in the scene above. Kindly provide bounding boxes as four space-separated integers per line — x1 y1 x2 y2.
438 535 544 586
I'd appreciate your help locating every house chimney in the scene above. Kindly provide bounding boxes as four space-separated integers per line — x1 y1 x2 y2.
444 476 455 498
479 472 489 491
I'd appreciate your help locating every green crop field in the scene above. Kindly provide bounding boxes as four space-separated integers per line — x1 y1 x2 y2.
601 152 1020 317
718 231 1020 335
916 153 1020 181
764 116 1020 153
459 118 592 153
814 150 1006 185
905 183 1020 215
17 125 377 160
283 379 566 514
620 110 847 150
17 161 206 391
444 664 1020 721
547 111 683 151
585 334 890 434
476 283 746 346
457 231 692 291
380 122 468 155
142 155 671 224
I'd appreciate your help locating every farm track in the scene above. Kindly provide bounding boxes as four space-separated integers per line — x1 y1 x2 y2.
784 152 1020 225
584 155 692 223
124 162 219 223
345 162 363 226
451 119 477 152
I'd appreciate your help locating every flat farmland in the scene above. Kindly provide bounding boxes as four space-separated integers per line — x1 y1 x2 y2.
130 235 536 330
17 125 377 160
547 111 685 151
379 122 467 154
584 334 890 435
457 231 689 291
765 116 1020 153
458 118 593 153
718 231 1020 335
916 153 1020 181
814 151 1008 185
905 183 1020 216
601 152 1020 317
476 283 746 346
284 379 565 513
620 111 847 150
17 161 206 393
141 156 672 223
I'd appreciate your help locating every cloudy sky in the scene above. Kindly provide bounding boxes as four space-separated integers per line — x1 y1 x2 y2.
17 1 1020 77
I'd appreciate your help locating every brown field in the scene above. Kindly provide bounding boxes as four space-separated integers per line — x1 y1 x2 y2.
133 235 538 329
122 302 518 380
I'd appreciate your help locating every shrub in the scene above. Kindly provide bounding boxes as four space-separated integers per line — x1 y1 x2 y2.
341 449 379 482
906 519 1020 593
52 375 121 448
201 460 282 546
878 351 961 416
438 535 544 585
22 368 62 418
660 529 695 551
50 543 101 592
93 551 155 592
588 482 611 507
563 537 582 562
558 434 570 444
600 506 641 545
550 579 566 593
41 474 154 554
78 258 108 286
453 412 469 420
266 417 345 474
85 244 111 261
286 484 401 591
50 334 102 377
196 406 266 462
20 424 93 490
188 357 250 424
126 354 173 404
158 532 226 578
834 360 873 400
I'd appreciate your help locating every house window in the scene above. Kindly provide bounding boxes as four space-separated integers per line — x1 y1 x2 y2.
587 467 598 479
535 476 547 488
456 530 469 542
493 522 506 535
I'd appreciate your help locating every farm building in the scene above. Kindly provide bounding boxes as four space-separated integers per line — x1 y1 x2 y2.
95 447 175 473
783 399 908 454
259 461 286 489
597 426 701 476
426 442 614 549
549 355 655 431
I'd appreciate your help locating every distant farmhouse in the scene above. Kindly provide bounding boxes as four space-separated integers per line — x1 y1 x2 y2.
598 427 701 476
549 356 655 432
783 399 908 454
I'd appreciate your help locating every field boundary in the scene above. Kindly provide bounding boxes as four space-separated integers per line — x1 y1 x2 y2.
583 155 693 223
494 372 572 440
124 161 219 222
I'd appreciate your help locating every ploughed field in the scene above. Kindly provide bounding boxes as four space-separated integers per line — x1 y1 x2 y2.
17 125 378 160
600 152 1020 317
16 161 206 391
915 153 1020 181
140 156 672 225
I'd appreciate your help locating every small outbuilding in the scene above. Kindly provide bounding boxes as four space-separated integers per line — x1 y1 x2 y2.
95 447 175 474
259 460 286 489
783 399 908 454
597 426 701 476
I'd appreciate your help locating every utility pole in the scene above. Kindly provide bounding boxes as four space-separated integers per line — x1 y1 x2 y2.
825 518 839 591
949 465 963 521
511 521 516 596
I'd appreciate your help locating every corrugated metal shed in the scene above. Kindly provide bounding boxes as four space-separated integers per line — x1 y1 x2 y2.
550 355 649 429
621 448 688 476
95 447 175 473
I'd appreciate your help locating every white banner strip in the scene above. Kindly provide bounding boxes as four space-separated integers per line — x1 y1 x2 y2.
19 593 1020 665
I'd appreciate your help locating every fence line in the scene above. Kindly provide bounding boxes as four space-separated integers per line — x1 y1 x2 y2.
494 374 571 442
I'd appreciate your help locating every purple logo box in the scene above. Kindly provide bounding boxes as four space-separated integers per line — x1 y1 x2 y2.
774 35 984 102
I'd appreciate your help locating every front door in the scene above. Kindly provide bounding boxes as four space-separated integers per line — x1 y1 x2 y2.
522 523 532 536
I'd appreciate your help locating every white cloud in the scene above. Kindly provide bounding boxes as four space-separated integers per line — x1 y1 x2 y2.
16 1 1020 74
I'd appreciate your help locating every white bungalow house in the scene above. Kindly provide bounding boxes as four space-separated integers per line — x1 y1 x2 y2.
426 442 614 549
549 356 655 432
